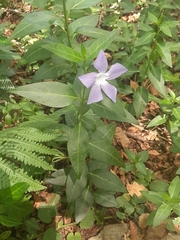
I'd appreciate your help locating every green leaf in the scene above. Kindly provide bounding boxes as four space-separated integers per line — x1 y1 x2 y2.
32 59 71 81
38 204 56 223
168 176 180 199
89 169 126 192
0 182 28 205
86 31 118 59
66 168 87 204
67 123 89 177
135 32 155 47
77 26 113 39
153 203 171 227
133 86 148 117
20 39 52 64
69 15 99 36
10 82 77 108
156 42 172 67
43 227 62 240
42 44 83 63
94 189 118 208
66 0 101 10
89 138 125 167
46 169 67 186
172 204 180 215
91 123 116 142
0 215 22 227
135 162 146 175
10 11 57 39
172 108 180 121
148 11 158 23
0 230 11 239
148 66 166 96
137 151 149 163
124 149 136 161
75 186 94 223
147 115 167 128
141 191 164 205
79 210 95 229
66 232 82 240
150 180 168 192
160 25 172 37
91 97 138 124
125 49 147 67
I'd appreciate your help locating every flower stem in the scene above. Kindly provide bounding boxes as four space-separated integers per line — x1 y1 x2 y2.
62 0 72 48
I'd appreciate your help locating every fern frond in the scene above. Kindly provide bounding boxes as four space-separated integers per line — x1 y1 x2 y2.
17 127 59 142
0 159 45 191
5 149 54 170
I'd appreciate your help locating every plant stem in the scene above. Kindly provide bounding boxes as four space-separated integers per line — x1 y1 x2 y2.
62 0 72 48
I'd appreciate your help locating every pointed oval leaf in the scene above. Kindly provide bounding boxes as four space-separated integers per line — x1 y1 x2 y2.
66 0 101 10
135 32 155 47
75 187 94 223
67 124 89 178
168 176 180 199
89 138 125 167
42 44 83 63
147 114 167 128
69 15 99 36
10 11 57 39
153 203 171 227
10 82 77 108
89 169 126 192
86 31 118 59
94 189 118 208
66 168 87 204
156 42 172 67
0 182 28 205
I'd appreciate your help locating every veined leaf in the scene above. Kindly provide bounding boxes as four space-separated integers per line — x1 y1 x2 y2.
147 115 167 128
10 82 77 108
10 11 57 39
67 123 89 178
42 44 83 63
69 15 98 36
148 66 166 96
89 169 126 192
153 203 171 227
0 183 28 205
135 31 155 47
75 186 94 223
66 0 101 11
66 168 87 204
86 31 118 59
168 176 180 199
148 12 158 23
156 42 172 67
89 138 125 167
0 215 22 227
94 189 118 208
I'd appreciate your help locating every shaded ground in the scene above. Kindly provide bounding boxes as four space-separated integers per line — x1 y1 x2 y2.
1 2 180 240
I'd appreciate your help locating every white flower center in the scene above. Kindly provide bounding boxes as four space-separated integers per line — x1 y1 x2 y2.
96 72 108 86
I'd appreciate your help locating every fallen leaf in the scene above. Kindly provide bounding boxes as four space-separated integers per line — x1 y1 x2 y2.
126 182 147 197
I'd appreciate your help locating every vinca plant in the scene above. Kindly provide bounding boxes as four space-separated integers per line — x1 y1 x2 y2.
0 0 180 238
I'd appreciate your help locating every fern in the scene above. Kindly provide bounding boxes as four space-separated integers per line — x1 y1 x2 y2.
0 159 45 191
0 125 63 191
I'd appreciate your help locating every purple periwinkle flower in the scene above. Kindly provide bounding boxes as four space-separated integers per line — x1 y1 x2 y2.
78 50 128 104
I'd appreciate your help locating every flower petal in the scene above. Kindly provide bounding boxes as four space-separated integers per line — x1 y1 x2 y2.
87 84 103 104
101 82 117 102
94 50 108 73
78 72 97 88
106 63 127 80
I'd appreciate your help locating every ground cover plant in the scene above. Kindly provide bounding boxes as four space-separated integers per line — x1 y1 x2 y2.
0 0 180 239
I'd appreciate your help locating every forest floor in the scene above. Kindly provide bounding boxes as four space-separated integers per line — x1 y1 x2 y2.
1 2 180 240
